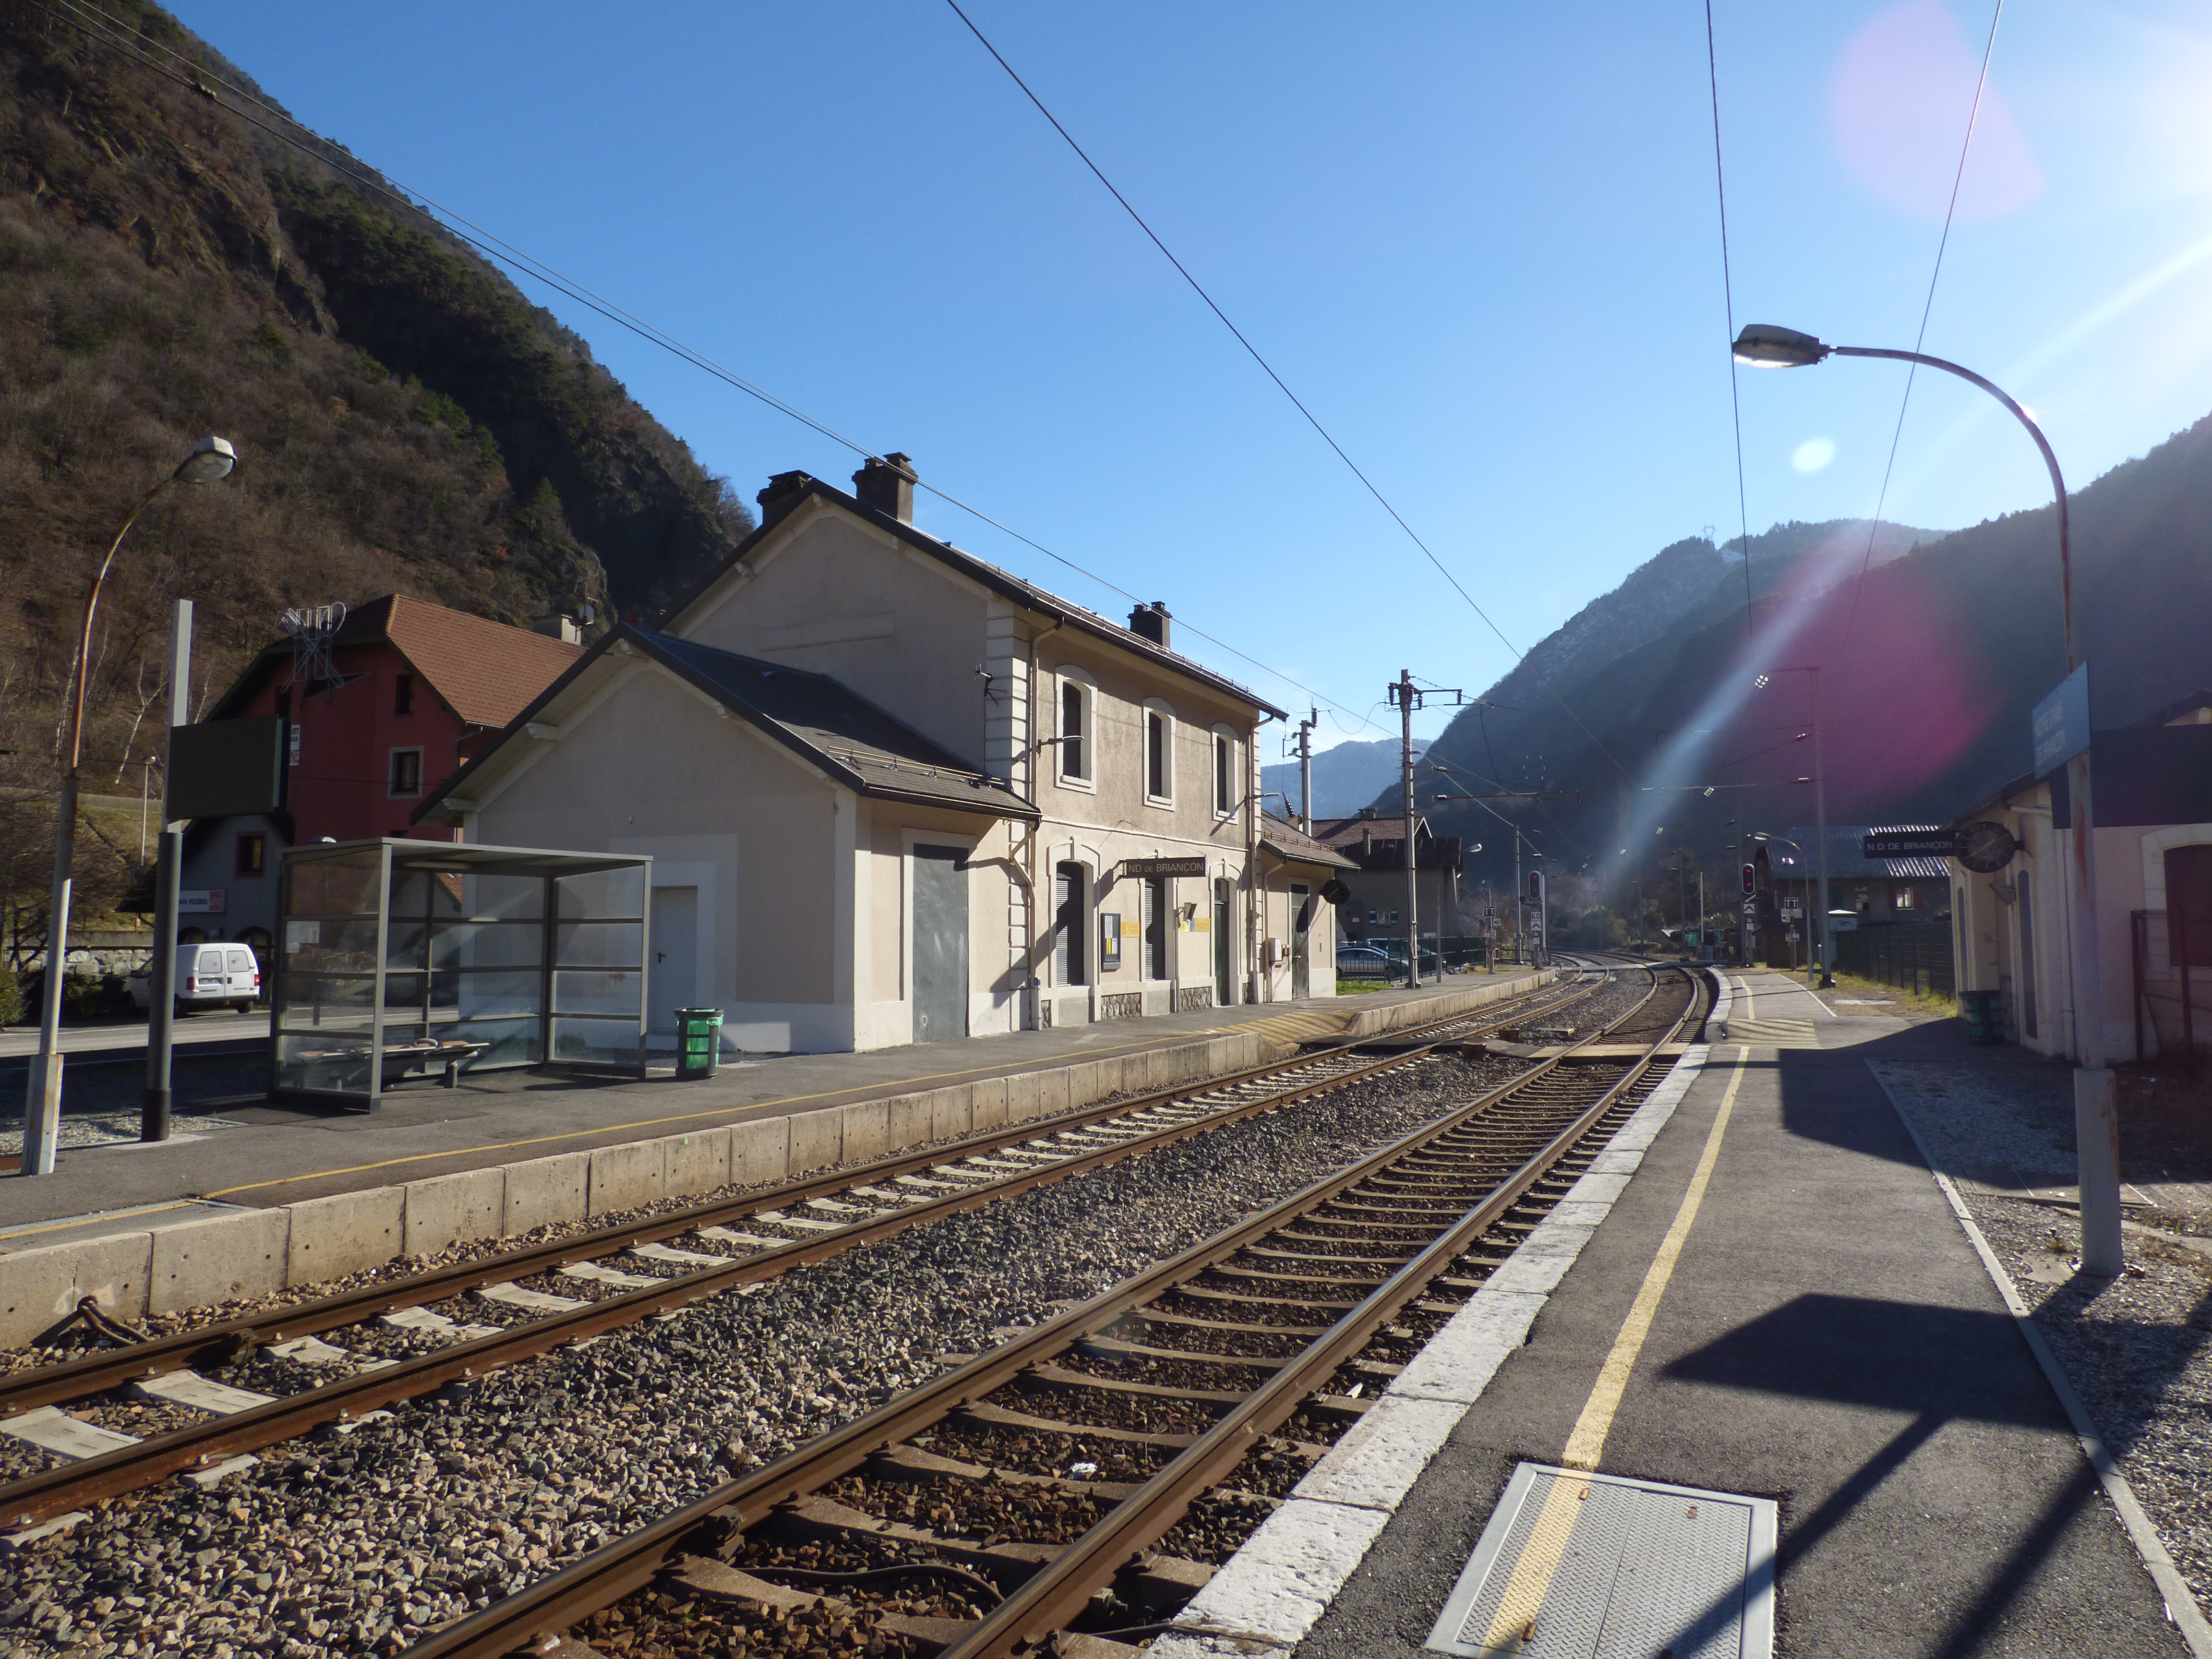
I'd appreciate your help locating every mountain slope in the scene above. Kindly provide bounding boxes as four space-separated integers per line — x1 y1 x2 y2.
0 0 751 804
1417 415 2212 903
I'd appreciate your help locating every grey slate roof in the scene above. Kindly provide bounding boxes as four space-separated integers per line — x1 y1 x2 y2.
1761 826 1951 882
1259 813 1358 868
416 625 1036 822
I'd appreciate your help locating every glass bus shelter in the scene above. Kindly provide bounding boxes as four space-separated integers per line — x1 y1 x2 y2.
274 839 651 1110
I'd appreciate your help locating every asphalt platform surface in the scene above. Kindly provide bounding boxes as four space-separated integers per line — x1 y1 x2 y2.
0 970 1546 1234
1296 970 2193 1659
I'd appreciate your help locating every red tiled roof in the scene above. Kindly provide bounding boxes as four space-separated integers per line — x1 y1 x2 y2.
342 595 583 727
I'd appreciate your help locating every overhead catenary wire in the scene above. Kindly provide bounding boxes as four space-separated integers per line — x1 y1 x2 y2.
1838 0 2009 649
1704 0 1755 637
941 0 1633 781
44 0 1382 738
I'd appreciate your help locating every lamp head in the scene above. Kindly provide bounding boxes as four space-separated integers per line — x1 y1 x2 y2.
1754 672 1771 689
174 435 237 484
1732 324 1831 369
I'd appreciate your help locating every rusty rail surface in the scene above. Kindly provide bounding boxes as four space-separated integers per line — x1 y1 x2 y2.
0 973 1615 1526
398 965 1705 1659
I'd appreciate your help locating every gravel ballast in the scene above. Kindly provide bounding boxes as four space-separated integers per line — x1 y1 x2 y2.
1 1049 1536 1658
1873 1058 2212 1623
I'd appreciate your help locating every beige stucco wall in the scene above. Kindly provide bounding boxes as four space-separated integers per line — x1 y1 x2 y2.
856 802 1029 1049
464 661 855 1051
679 507 998 772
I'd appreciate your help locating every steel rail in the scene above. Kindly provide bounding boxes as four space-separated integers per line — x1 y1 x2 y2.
399 967 1701 1659
1 971 1599 1421
0 977 1610 1525
938 969 1706 1659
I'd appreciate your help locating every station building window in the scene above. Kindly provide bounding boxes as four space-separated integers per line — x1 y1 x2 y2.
389 747 424 797
1057 670 1094 788
1143 701 1176 806
1212 728 1237 817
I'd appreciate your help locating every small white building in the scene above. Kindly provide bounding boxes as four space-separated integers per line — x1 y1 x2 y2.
1951 690 2212 1062
414 456 1345 1052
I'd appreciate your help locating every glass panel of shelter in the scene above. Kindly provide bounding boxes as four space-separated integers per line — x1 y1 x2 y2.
273 842 649 1111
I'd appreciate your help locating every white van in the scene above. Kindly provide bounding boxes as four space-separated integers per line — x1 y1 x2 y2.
127 944 262 1015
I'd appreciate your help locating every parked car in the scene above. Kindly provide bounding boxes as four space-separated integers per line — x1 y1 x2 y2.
127 943 262 1015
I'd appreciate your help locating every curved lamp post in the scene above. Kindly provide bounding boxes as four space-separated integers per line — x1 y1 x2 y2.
1733 325 2119 1275
24 437 237 1178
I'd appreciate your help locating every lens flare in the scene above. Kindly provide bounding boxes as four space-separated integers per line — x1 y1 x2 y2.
1830 0 2042 222
1792 438 1838 473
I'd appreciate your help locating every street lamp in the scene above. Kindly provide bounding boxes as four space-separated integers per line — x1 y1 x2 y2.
1735 324 2120 1275
23 437 237 1177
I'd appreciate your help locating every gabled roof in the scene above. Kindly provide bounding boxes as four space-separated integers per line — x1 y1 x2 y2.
1259 813 1357 868
1759 826 1951 882
669 476 1289 721
205 593 581 726
415 625 1036 822
1309 814 1424 848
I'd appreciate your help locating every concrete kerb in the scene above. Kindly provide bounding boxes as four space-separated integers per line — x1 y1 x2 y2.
0 978 1551 1345
149 1207 290 1316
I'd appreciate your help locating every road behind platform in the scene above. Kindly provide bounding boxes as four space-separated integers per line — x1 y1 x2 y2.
1296 971 2200 1659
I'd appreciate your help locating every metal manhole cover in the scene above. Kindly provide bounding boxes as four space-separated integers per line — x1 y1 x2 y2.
1426 1463 1776 1659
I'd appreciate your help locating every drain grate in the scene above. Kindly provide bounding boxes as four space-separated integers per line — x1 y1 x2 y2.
1426 1463 1775 1659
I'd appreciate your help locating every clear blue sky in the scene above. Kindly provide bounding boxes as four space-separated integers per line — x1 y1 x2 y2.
172 1 2212 760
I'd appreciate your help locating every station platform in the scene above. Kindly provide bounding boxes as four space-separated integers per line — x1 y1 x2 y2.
0 970 1556 1342
1169 970 2204 1659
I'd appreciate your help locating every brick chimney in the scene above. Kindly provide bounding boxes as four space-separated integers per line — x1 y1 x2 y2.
853 452 917 522
756 470 813 527
1128 601 1172 649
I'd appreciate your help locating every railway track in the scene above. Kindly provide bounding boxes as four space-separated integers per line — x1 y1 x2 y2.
398 963 1706 1659
0 969 1615 1531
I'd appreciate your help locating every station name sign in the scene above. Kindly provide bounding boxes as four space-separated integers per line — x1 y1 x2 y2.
1860 830 1958 860
1121 857 1208 878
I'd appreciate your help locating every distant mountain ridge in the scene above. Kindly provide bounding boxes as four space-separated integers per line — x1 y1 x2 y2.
1262 737 1416 820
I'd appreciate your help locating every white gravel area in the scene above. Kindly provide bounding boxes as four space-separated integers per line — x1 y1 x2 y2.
1873 1058 2212 1623
0 1053 1525 1659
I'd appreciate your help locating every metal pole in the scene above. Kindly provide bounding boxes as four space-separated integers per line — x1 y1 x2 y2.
1514 830 1524 965
1811 668 1833 989
1298 714 1311 834
142 599 192 1142
1398 671 1419 987
1825 342 2117 1269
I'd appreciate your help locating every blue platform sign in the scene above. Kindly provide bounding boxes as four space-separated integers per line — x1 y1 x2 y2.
2032 663 2090 775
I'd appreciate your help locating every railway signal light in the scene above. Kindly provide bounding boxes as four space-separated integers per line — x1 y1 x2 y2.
1742 863 1756 898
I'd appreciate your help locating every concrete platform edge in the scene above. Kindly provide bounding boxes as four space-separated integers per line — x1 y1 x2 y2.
0 974 1550 1347
1150 1038 1716 1657
1863 1060 2212 1657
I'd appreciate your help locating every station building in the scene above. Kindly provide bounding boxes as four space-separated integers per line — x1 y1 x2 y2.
1950 690 2212 1062
412 456 1347 1053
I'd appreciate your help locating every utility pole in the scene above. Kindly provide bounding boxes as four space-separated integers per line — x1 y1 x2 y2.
1809 668 1833 988
142 600 192 1142
1396 672 1419 986
1386 674 1465 988
1297 708 1316 831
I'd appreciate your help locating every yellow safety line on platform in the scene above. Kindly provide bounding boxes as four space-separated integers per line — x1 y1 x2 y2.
1473 1045 1749 1650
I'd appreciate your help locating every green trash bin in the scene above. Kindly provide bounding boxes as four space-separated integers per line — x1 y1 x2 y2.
674 1008 723 1079
1959 988 2004 1046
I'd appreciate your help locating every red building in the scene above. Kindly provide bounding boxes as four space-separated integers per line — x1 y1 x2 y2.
178 596 583 952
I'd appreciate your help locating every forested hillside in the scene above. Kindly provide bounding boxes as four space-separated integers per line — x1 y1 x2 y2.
0 0 753 922
1419 412 2212 918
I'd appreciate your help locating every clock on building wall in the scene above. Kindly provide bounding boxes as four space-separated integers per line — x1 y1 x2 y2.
1955 820 2020 874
